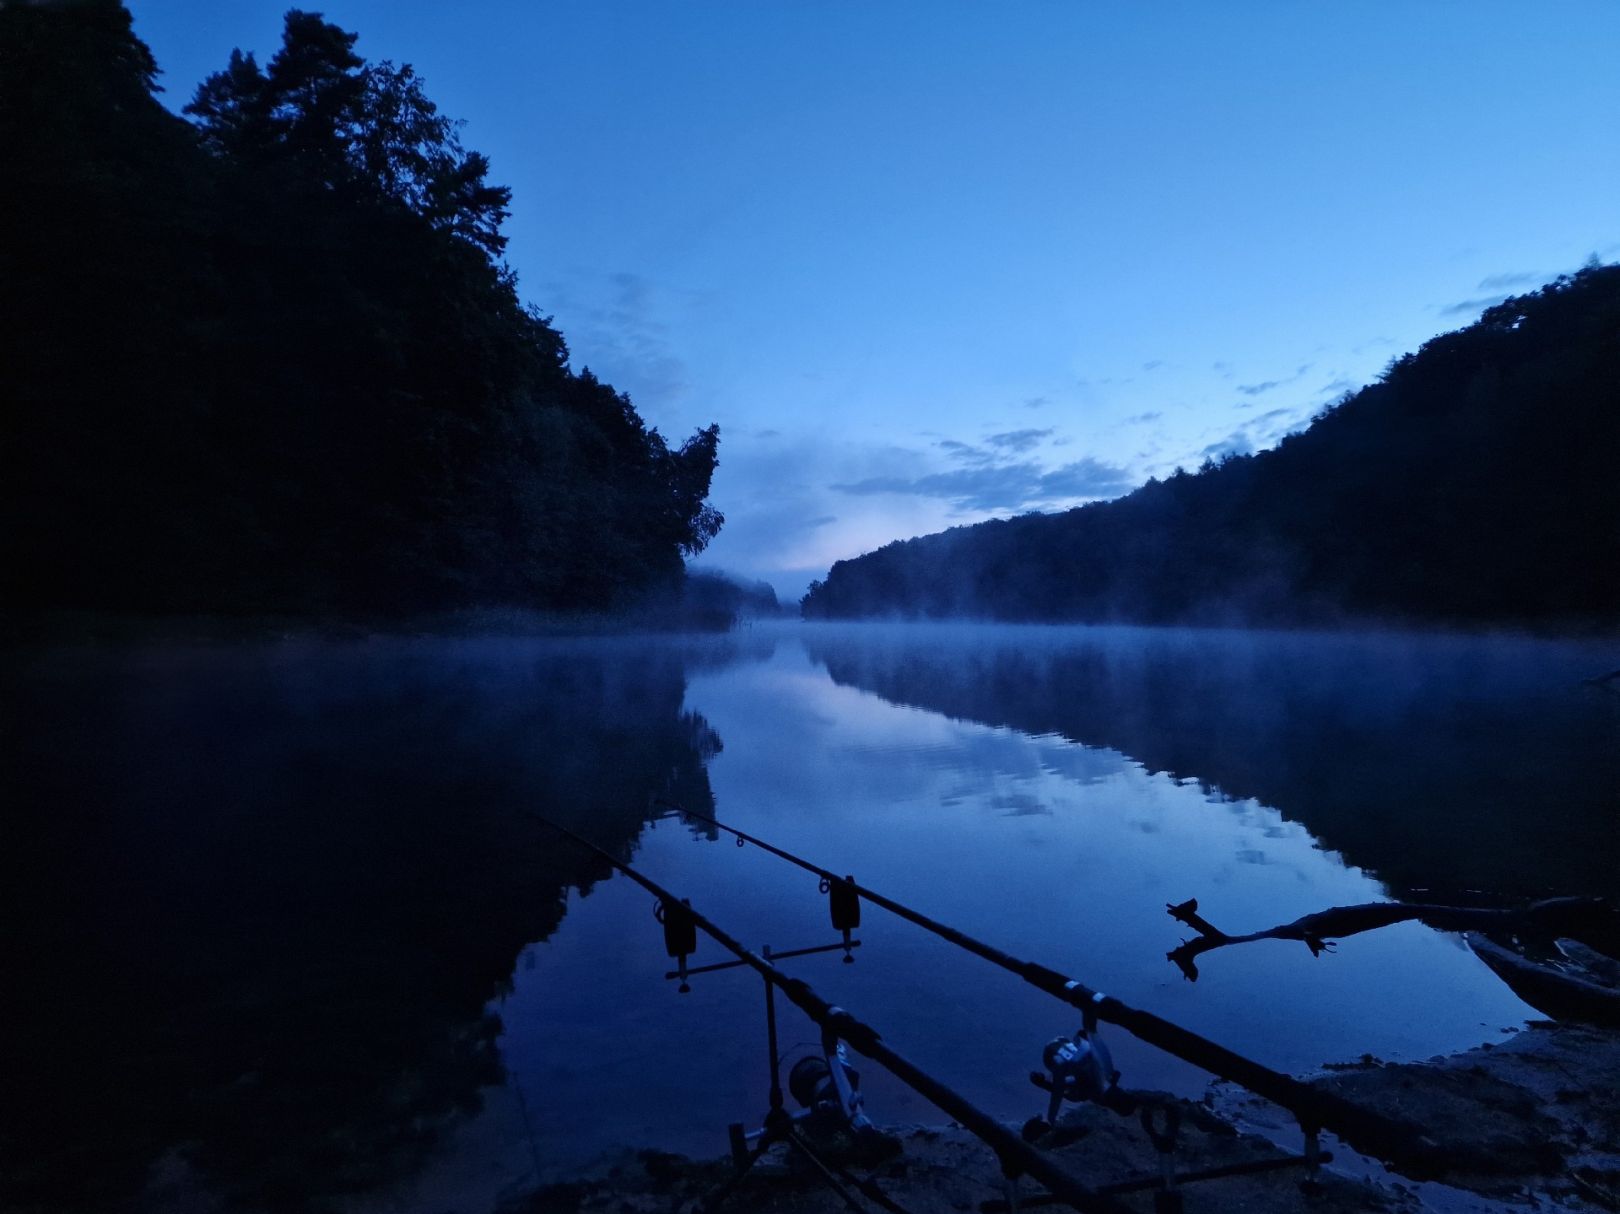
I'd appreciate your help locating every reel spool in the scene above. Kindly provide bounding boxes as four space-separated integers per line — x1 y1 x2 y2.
788 1051 861 1121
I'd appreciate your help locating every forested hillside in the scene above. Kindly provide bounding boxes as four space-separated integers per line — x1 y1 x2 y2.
803 266 1619 629
1 2 722 616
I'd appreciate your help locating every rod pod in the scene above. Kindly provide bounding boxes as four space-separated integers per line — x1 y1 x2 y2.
536 814 1135 1214
664 803 1443 1177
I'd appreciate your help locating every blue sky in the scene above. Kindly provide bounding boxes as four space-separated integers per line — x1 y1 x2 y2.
129 2 1620 599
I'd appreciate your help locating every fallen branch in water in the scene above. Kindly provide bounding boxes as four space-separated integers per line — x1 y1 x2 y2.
1466 933 1620 1026
1164 895 1613 981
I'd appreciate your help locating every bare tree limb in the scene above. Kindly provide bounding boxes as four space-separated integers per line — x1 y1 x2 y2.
1164 895 1612 981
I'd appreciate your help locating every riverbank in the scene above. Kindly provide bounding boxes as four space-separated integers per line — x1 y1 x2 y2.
500 1023 1620 1214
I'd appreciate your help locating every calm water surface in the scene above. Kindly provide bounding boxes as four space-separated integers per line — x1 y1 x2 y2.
6 622 1615 1213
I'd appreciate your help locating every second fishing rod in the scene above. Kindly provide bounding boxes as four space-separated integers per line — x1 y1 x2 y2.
657 800 1440 1177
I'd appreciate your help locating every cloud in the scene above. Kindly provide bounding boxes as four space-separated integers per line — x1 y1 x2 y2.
833 456 1133 512
1477 271 1542 290
541 270 690 406
1142 359 1166 372
689 436 938 596
1126 411 1162 424
938 439 994 465
986 428 1054 453
1351 335 1396 355
1038 458 1135 500
937 431 1059 464
1200 435 1253 461
1235 363 1311 398
1439 293 1510 317
754 428 782 439
992 793 1051 818
1196 403 1314 466
1023 395 1049 409
1249 407 1299 430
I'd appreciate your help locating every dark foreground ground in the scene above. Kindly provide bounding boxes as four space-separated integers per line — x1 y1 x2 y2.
498 1023 1619 1214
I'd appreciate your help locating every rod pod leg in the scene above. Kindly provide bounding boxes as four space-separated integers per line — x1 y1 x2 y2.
1298 1124 1324 1197
1140 1104 1183 1214
997 1153 1022 1214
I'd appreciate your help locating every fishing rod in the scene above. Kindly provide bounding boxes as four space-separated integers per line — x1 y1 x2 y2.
533 813 1135 1214
658 801 1441 1177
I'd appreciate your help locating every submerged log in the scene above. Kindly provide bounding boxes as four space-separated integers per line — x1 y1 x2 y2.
1465 934 1620 1026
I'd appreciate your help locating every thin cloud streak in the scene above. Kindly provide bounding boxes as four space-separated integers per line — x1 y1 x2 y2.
1477 271 1543 290
1439 293 1511 318
986 427 1054 452
1236 364 1311 397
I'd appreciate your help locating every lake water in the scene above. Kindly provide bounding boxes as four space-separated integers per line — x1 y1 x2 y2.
6 622 1616 1213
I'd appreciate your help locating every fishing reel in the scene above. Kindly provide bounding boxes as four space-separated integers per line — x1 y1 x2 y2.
729 1029 899 1169
1026 1011 1135 1140
788 1039 866 1131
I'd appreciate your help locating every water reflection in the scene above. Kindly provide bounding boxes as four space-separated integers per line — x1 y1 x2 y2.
801 623 1620 898
2 633 741 1213
474 625 1550 1187
6 623 1605 1212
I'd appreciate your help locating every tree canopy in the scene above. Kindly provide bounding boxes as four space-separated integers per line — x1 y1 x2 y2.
1 1 723 616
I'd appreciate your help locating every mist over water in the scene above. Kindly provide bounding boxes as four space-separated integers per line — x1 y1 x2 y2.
5 621 1614 1212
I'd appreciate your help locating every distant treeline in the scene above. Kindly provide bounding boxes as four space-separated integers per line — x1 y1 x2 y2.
803 266 1620 629
1 3 722 616
676 569 784 627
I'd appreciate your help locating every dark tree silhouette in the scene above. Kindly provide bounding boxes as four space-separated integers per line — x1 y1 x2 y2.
0 2 722 617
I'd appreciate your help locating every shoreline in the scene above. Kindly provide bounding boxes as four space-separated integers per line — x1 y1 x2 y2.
500 1023 1620 1214
0 606 755 648
5 610 1615 649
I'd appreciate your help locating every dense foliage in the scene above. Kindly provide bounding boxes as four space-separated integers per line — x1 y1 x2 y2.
803 266 1620 629
1 2 722 615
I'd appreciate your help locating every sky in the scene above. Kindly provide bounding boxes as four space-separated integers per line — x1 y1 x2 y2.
128 2 1620 600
